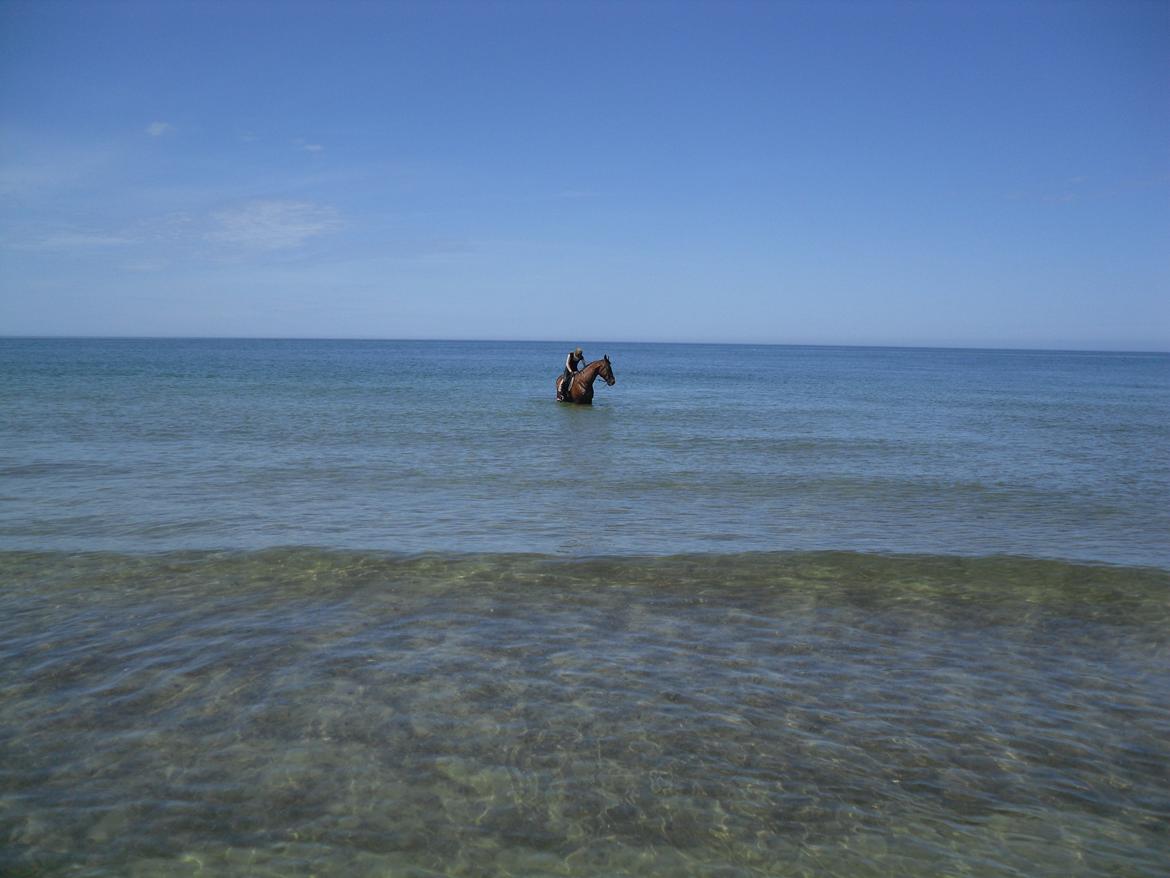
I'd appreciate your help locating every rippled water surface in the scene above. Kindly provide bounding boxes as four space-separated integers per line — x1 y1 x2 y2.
3 550 1169 877
2 339 1167 564
1 339 1168 875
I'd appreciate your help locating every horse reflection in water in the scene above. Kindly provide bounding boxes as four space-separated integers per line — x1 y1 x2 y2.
556 355 615 405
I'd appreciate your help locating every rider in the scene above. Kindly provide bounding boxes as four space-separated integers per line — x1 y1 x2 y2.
562 347 585 393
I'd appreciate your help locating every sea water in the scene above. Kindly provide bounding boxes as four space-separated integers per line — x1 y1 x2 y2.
1 339 1168 876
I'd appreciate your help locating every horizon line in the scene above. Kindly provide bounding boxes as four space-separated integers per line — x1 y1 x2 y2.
1 334 1168 356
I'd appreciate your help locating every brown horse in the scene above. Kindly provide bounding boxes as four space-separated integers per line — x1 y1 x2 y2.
556 355 615 404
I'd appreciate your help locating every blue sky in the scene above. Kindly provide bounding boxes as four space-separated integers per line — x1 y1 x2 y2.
1 0 1166 348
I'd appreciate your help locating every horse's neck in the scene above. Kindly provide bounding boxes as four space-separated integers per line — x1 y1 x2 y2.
576 361 602 384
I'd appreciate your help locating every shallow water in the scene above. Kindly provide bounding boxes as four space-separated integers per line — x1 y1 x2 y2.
2 339 1167 565
2 550 1169 876
1 339 1168 875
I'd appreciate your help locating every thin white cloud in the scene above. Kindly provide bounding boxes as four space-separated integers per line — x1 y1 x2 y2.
145 121 175 137
124 259 169 272
2 230 137 251
208 200 341 250
292 138 324 153
1005 173 1170 205
0 149 116 196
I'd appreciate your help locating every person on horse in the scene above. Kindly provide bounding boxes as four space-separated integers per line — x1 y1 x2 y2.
562 347 585 390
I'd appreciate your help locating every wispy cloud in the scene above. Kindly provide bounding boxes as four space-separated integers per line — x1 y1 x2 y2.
1005 173 1170 205
302 143 325 153
1006 176 1087 205
3 230 137 251
208 200 341 250
0 214 192 252
2 202 341 259
0 149 116 196
145 121 175 137
123 259 170 272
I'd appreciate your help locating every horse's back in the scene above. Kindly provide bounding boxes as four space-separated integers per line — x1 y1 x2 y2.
555 373 591 403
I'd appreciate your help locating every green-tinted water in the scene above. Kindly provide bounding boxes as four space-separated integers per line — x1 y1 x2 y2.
3 550 1167 876
3 340 1168 873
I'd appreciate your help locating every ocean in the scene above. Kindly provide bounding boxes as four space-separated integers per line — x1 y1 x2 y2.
1 338 1168 876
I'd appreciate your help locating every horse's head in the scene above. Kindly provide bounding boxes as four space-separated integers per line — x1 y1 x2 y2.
599 354 616 386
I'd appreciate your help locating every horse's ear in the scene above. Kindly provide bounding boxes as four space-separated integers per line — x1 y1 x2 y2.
604 354 610 362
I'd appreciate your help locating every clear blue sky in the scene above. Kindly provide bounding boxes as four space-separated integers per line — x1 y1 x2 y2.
1 0 1167 348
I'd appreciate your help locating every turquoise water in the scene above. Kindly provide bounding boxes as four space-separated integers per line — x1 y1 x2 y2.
2 339 1168 564
1 339 1168 876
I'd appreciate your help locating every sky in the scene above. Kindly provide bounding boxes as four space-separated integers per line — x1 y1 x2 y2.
0 0 1167 349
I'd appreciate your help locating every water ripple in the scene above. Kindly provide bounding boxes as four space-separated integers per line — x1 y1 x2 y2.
2 549 1167 876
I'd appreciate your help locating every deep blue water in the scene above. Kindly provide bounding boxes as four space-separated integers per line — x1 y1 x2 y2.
1 338 1167 565
2 339 1169 876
